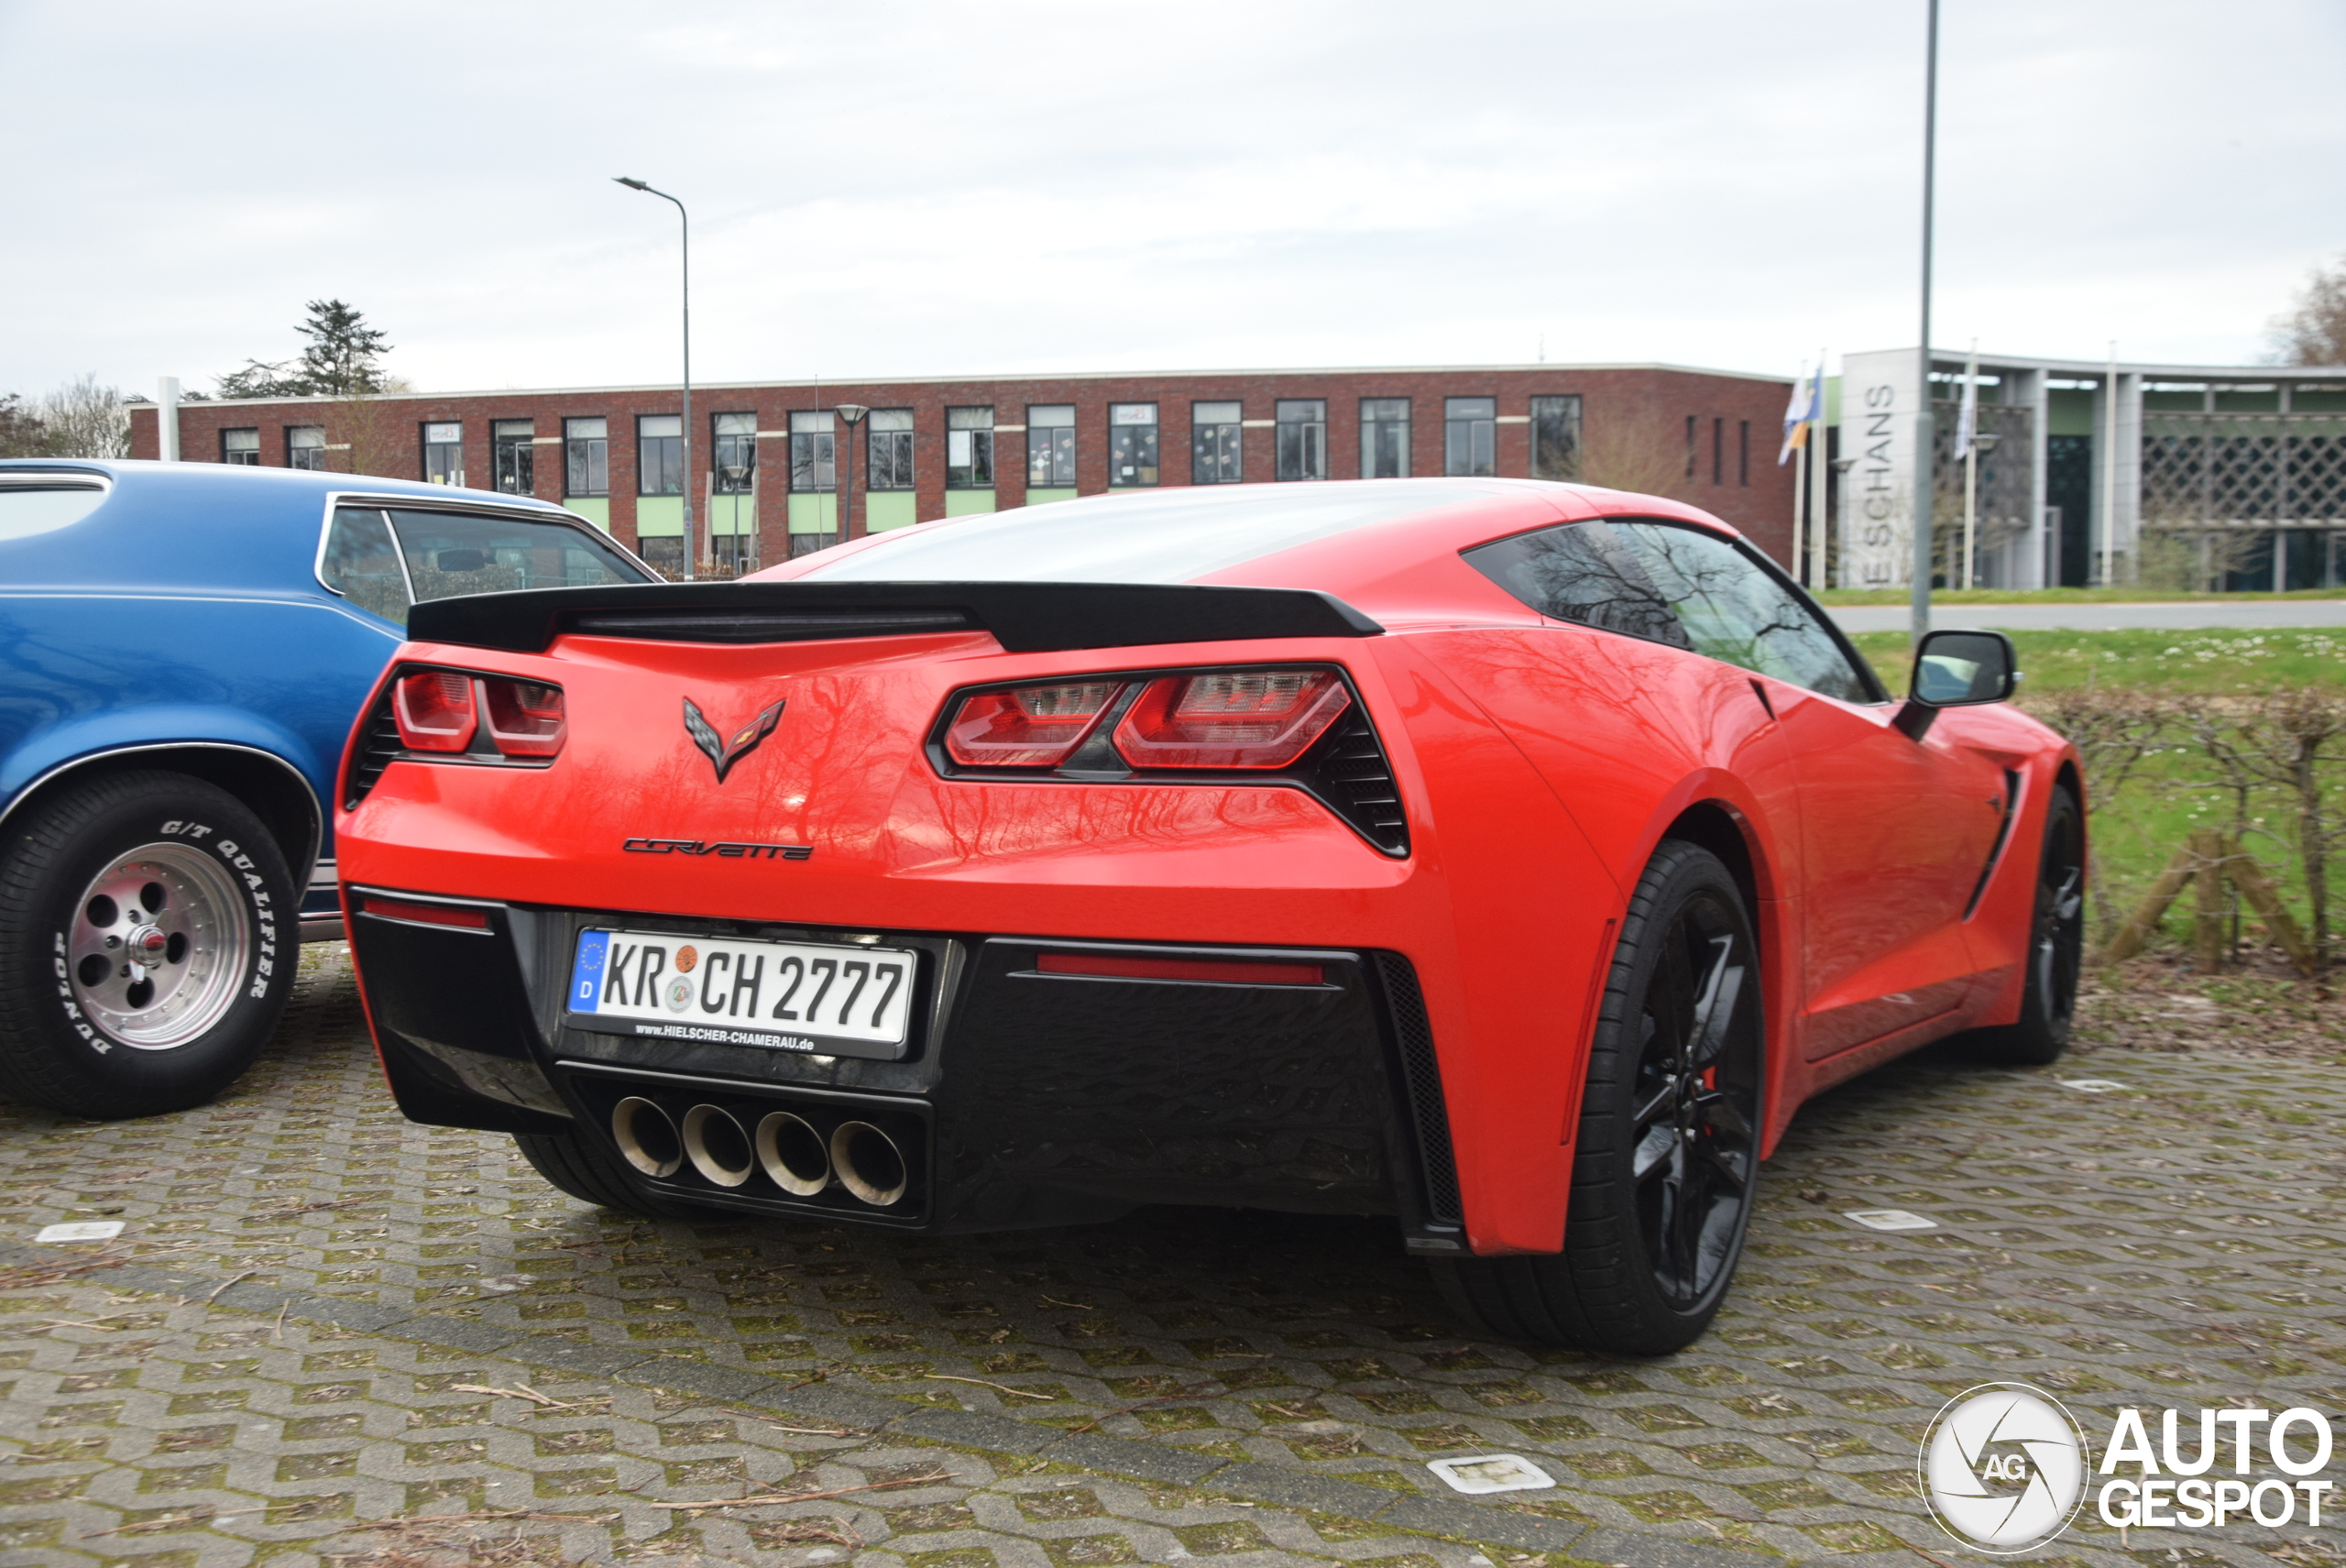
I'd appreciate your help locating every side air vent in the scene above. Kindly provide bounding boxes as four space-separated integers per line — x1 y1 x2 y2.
564 608 975 644
1374 952 1461 1225
1302 708 1410 856
344 694 403 810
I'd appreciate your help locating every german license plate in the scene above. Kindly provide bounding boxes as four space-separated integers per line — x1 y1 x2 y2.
565 929 915 1058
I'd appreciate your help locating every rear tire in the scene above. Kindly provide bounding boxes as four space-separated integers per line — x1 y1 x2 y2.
1966 784 2085 1068
1432 839 1764 1354
512 1128 716 1220
0 770 297 1119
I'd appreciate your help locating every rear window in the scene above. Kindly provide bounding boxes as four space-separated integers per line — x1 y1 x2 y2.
0 480 107 543
321 505 650 626
798 480 1503 585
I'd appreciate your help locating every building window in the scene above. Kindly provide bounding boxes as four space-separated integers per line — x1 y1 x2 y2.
1028 404 1075 488
789 411 835 491
288 425 327 472
638 415 683 495
713 412 756 494
1192 401 1242 484
222 429 261 466
1529 395 1581 480
1713 417 1725 487
1738 420 1750 487
492 420 533 494
866 410 914 489
1444 398 1496 477
1685 416 1697 479
565 417 608 496
1109 403 1158 487
423 422 464 486
947 407 994 488
1276 400 1327 482
1361 399 1409 478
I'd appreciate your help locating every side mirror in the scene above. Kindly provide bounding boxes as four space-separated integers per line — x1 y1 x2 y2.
1893 629 2018 740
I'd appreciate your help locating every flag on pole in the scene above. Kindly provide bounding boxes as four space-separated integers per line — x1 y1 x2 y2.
1778 363 1822 465
1953 348 1979 460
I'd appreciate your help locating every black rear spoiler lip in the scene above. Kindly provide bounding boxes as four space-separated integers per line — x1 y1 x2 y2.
403 580 1386 655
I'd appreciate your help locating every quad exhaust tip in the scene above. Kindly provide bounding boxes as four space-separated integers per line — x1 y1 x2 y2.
830 1120 908 1208
755 1111 831 1196
681 1104 755 1189
611 1096 682 1178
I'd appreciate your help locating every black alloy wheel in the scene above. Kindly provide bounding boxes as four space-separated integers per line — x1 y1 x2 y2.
1968 783 2086 1067
1434 839 1764 1353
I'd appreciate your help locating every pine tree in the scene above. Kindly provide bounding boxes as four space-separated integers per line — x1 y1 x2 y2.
214 301 393 398
295 299 392 396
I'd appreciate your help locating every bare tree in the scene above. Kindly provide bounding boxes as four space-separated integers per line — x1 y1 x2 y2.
2268 253 2346 367
38 375 130 459
0 394 45 458
1573 414 1694 500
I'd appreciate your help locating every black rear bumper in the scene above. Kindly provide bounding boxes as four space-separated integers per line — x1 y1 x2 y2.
347 892 1464 1249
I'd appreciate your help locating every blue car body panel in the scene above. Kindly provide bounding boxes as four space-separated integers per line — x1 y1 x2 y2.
0 461 585 924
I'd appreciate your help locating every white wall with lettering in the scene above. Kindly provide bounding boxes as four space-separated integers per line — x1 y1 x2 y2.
1837 348 1919 589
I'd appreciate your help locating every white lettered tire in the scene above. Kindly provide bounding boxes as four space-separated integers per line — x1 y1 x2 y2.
0 770 298 1119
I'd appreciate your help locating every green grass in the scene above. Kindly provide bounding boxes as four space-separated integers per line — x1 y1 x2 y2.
1847 629 2346 696
1830 629 2346 962
1815 586 2346 606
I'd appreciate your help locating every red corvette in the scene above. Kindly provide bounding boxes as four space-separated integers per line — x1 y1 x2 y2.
334 479 2082 1352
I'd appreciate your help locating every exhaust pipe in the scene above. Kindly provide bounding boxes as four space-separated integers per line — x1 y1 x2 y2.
611 1096 682 1178
829 1120 908 1208
754 1111 831 1196
681 1104 754 1188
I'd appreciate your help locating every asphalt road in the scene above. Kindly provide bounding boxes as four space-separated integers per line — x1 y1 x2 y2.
1826 599 2346 634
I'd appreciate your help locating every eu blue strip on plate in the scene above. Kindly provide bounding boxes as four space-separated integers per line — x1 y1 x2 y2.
569 930 608 1014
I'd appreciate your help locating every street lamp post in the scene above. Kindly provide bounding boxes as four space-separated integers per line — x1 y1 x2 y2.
1911 0 1941 648
615 177 694 580
835 404 870 544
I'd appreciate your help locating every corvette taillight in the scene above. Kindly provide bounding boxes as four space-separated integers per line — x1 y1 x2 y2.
1112 670 1352 769
946 681 1121 767
388 669 565 761
392 671 477 751
483 678 566 757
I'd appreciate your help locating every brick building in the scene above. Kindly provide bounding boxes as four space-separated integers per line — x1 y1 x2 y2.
128 363 1798 573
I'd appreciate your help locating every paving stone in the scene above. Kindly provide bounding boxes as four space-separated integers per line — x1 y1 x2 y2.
1 945 2339 1568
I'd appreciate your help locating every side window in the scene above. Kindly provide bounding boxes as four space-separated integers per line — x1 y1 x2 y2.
1462 521 1691 649
1610 521 1877 702
321 507 413 626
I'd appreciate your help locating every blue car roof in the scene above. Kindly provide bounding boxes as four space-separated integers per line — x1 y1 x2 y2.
0 459 578 598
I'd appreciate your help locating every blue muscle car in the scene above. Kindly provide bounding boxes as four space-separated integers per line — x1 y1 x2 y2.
0 460 653 1119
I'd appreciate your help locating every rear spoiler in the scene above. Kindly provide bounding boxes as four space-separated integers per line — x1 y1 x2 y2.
404 580 1385 656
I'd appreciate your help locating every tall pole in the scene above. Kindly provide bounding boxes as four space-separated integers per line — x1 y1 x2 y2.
1911 0 1940 648
1809 349 1829 588
836 405 870 546
2102 341 2119 587
1960 340 1979 590
615 178 694 579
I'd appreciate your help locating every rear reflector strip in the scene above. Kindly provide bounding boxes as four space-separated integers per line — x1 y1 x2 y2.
1036 951 1324 986
358 896 494 931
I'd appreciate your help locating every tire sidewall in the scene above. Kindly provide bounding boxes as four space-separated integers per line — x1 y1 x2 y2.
1577 841 1764 1340
6 774 297 1113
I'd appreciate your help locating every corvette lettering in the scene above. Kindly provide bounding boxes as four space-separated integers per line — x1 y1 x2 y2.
622 839 812 860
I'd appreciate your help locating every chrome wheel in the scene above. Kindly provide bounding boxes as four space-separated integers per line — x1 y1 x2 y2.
1629 890 1761 1311
2034 815 2086 1034
67 842 250 1050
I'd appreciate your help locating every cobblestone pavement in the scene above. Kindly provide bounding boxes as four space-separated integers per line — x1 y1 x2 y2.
0 946 2340 1568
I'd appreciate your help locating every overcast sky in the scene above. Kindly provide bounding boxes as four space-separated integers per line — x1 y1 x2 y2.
3 0 2341 400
